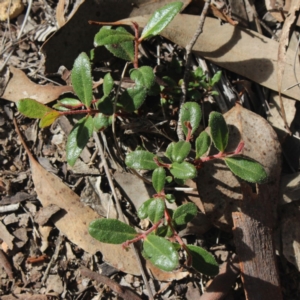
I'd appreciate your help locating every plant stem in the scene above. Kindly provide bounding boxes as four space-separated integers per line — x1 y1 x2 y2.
58 109 99 116
132 22 140 69
122 219 164 249
195 141 244 166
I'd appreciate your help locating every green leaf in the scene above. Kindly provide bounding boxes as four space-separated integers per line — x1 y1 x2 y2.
93 113 112 131
170 162 197 180
187 245 219 276
195 131 211 158
138 198 155 219
94 27 134 46
209 70 222 87
180 102 202 136
17 98 53 118
104 27 134 61
165 194 176 203
89 219 137 244
143 235 179 271
71 53 93 108
141 2 183 40
224 156 268 183
125 150 157 170
96 96 113 115
53 98 82 111
165 141 191 163
156 225 173 238
209 111 228 152
103 73 114 96
118 86 147 112
173 203 197 226
39 111 60 128
148 198 165 223
66 116 94 166
152 167 166 193
130 66 155 89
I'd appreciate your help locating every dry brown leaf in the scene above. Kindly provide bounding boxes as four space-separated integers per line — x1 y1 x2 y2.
277 0 300 133
280 202 300 270
41 0 191 73
267 92 296 143
118 14 300 101
56 0 66 28
0 221 14 250
0 0 24 21
2 66 73 104
195 104 281 230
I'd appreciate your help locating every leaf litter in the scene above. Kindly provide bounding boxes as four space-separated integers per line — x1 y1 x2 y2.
1 0 300 299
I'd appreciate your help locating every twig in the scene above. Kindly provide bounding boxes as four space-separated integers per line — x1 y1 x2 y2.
199 254 240 300
93 131 155 300
41 233 64 285
80 266 142 300
177 0 211 140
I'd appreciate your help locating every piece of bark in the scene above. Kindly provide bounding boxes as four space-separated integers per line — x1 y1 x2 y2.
232 183 282 300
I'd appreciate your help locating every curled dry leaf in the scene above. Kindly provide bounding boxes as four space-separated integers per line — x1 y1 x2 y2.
195 104 281 230
2 66 73 104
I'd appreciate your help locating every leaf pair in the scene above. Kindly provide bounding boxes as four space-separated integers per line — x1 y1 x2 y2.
89 217 218 275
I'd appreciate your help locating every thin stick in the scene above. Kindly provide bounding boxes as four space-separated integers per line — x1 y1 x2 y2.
177 0 211 140
80 266 142 300
93 131 155 300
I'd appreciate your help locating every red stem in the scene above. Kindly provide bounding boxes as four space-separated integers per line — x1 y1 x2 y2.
132 22 140 69
195 141 245 166
122 219 164 249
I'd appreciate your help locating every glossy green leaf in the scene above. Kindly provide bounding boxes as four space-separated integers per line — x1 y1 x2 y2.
71 53 93 108
94 27 134 46
148 198 165 223
173 203 197 226
118 86 147 112
103 73 114 96
143 235 179 271
105 27 134 61
53 98 82 111
39 111 60 128
141 2 183 40
93 113 112 131
125 150 157 170
210 70 222 87
209 111 228 152
152 167 166 193
195 131 211 158
89 219 137 244
170 162 197 180
130 66 155 89
180 102 202 136
187 245 219 276
138 198 155 219
17 98 53 118
66 116 94 166
165 141 191 163
224 156 268 183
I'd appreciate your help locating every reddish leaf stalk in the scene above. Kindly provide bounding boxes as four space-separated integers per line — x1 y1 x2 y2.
132 22 140 69
122 219 164 249
58 109 100 116
153 157 171 168
194 141 245 167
